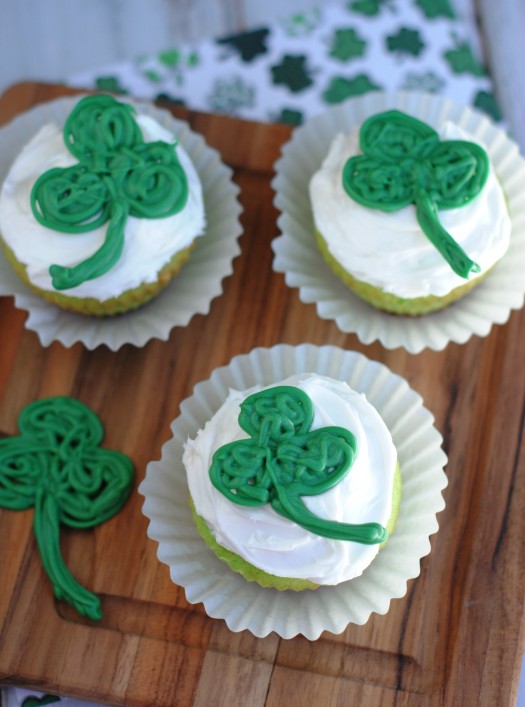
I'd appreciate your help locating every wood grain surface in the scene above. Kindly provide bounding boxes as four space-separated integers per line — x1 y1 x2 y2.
0 82 524 707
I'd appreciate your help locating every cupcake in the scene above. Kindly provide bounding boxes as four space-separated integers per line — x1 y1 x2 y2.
309 109 511 315
0 94 206 316
183 373 401 590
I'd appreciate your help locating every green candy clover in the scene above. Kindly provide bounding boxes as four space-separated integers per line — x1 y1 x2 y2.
0 397 134 620
209 385 387 544
31 94 189 290
342 109 489 278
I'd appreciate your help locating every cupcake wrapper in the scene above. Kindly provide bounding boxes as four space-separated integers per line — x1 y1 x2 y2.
0 95 243 350
272 91 525 353
139 344 448 639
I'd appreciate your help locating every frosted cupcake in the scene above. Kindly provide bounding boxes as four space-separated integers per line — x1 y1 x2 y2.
183 373 401 590
310 109 511 315
0 94 206 316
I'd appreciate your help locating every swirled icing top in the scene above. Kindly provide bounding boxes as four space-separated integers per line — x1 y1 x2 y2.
0 396 134 620
0 99 205 299
183 374 397 585
310 119 511 299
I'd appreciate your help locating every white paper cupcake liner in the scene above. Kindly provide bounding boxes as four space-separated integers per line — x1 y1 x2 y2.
272 92 525 353
140 344 447 639
0 95 242 350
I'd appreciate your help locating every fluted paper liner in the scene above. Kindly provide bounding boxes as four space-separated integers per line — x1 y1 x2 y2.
272 92 525 353
140 344 448 639
0 95 242 350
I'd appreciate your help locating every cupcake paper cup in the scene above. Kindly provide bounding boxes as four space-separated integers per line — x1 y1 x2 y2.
272 92 525 354
140 344 448 639
0 95 242 350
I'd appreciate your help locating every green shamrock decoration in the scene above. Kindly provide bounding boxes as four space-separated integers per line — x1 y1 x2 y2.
94 76 128 95
207 76 256 114
22 695 61 707
386 27 425 57
30 94 189 290
0 397 134 620
342 109 489 278
473 90 502 123
414 0 455 19
323 74 381 103
348 0 393 16
274 108 304 126
210 386 387 544
329 28 367 62
270 55 314 93
443 34 486 76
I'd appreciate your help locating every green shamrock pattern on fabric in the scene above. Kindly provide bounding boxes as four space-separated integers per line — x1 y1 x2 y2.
274 108 304 126
348 0 394 16
209 386 388 544
401 70 446 93
75 3 500 125
271 55 314 93
94 76 128 94
323 74 381 103
473 91 502 122
443 34 486 76
0 397 134 620
207 76 256 113
342 109 489 278
415 0 455 19
329 28 367 62
30 94 189 290
217 28 270 63
22 695 61 707
386 28 425 57
281 9 322 37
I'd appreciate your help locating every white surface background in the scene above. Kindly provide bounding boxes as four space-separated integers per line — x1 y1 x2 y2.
0 0 524 705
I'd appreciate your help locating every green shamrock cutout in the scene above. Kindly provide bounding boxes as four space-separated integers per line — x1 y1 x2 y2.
210 386 387 544
0 397 134 620
30 94 189 290
342 109 489 278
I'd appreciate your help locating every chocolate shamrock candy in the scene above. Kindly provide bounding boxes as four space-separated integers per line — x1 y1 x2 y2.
342 109 489 278
209 385 387 544
0 397 134 619
31 94 189 290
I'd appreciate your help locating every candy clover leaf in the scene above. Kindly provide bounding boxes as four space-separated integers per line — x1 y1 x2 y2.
31 94 189 290
209 386 387 544
0 397 134 620
342 109 489 278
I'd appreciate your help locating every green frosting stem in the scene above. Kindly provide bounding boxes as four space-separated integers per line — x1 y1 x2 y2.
267 457 388 544
34 488 102 620
210 385 388 545
49 194 129 290
0 397 134 620
415 188 481 278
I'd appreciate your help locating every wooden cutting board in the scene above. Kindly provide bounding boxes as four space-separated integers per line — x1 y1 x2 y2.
0 82 524 707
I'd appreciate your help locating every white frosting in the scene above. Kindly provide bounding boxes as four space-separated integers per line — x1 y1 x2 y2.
0 113 206 300
183 374 398 585
309 121 511 298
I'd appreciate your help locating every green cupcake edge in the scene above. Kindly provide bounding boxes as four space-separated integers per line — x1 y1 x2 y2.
190 462 402 591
